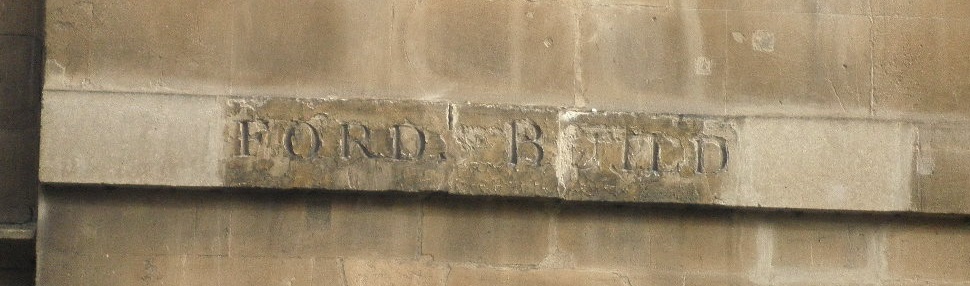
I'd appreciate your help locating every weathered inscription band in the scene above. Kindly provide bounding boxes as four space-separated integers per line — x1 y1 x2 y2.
225 98 739 203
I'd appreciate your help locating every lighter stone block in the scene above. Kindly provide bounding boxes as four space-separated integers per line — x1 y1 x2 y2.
39 91 224 186
727 118 915 211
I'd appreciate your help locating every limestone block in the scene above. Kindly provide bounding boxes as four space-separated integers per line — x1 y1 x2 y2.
421 197 550 265
225 98 451 191
344 259 447 286
393 0 576 106
580 6 727 114
38 187 228 256
37 254 185 285
725 118 915 211
557 205 756 273
227 192 421 259
558 111 739 203
770 218 875 269
630 273 755 286
39 90 224 186
724 11 872 116
0 0 40 35
886 220 970 282
446 267 628 286
45 0 233 94
449 104 560 197
230 0 394 98
180 256 320 286
873 17 970 118
871 0 946 17
914 125 970 214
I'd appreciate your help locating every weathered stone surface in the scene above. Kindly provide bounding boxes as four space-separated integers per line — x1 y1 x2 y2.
770 217 875 269
225 98 451 191
580 6 727 114
422 197 550 265
45 0 233 94
558 111 738 203
393 0 576 106
446 267 628 286
39 91 224 186
873 17 970 118
39 187 228 256
230 0 393 98
725 11 872 117
887 219 970 282
557 205 755 273
726 118 915 211
914 125 970 214
344 259 447 286
450 104 560 197
226 192 421 259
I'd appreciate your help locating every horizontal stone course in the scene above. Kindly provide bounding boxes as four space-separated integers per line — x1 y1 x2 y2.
39 91 970 214
37 186 970 285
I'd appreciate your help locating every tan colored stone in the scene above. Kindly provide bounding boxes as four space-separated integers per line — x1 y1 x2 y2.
45 0 233 94
393 0 575 106
37 253 183 285
224 98 451 191
871 0 945 17
559 111 739 203
230 0 393 98
39 91 224 186
0 0 40 35
181 256 317 286
770 217 873 269
873 17 970 118
724 11 872 116
631 273 755 286
727 118 915 211
228 192 421 259
446 267 627 286
449 104 560 198
344 259 447 286
915 125 970 213
740 0 819 13
580 6 726 114
557 205 755 272
887 219 970 282
422 197 550 265
38 187 228 256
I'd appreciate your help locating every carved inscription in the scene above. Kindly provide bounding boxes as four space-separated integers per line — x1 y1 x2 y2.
225 98 738 203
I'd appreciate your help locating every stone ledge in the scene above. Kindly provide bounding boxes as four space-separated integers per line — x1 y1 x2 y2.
39 90 970 214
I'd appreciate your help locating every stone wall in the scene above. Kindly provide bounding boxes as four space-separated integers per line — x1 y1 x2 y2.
39 186 970 285
35 0 970 285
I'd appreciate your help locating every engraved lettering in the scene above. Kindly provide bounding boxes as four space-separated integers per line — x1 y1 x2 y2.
622 131 654 171
236 120 268 157
510 119 544 166
695 136 729 174
651 133 681 173
284 121 322 159
341 123 380 159
392 124 427 160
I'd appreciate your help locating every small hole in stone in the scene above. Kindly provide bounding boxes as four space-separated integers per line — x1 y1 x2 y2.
842 64 849 69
